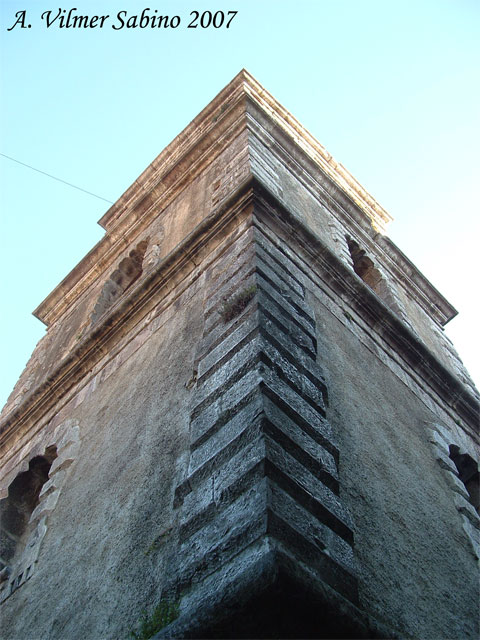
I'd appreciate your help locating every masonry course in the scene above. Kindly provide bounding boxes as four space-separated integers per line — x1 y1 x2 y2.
0 71 478 640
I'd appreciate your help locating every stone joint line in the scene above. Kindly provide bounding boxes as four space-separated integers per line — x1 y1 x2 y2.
170 229 359 605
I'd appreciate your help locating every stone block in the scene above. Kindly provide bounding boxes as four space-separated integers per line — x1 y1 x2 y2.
261 367 335 444
179 478 267 549
204 260 256 321
257 295 316 356
190 369 261 445
435 452 458 474
49 454 76 477
200 304 258 360
255 244 305 299
428 428 450 453
54 421 80 450
443 469 471 501
267 480 354 571
205 228 254 286
253 223 310 289
29 491 59 522
258 312 326 383
260 339 326 412
462 519 480 561
178 429 266 513
265 436 353 537
197 312 259 380
204 434 267 503
428 422 453 446
189 398 264 474
454 494 480 529
256 273 315 333
39 470 66 499
191 334 260 414
25 517 47 552
177 486 268 587
266 509 358 603
262 401 338 490
255 259 305 306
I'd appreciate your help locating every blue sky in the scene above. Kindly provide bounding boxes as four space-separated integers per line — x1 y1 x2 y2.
1 0 479 408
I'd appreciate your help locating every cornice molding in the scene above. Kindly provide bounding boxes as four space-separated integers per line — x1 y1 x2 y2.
0 181 255 449
33 70 456 332
2 178 478 453
34 70 397 328
250 183 479 436
242 101 456 326
34 84 250 327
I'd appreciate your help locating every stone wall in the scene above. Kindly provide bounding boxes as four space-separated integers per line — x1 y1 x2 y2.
1 197 478 639
1 71 478 640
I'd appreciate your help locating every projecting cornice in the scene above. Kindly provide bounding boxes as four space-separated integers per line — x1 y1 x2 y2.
2 179 478 453
97 69 393 235
34 70 401 329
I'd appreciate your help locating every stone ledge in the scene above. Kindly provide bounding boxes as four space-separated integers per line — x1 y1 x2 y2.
154 538 391 639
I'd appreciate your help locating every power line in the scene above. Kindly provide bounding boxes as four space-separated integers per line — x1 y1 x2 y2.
0 152 114 204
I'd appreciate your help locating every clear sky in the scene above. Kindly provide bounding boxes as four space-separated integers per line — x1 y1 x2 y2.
1 0 479 409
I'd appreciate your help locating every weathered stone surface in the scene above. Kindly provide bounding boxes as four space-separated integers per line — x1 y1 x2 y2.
0 71 478 640
0 531 17 562
168 221 359 639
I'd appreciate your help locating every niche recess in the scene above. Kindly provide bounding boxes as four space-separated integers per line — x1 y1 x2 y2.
346 236 410 323
90 239 149 324
449 445 480 515
346 237 383 293
0 446 57 578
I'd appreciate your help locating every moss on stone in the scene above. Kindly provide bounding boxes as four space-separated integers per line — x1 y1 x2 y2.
130 599 180 640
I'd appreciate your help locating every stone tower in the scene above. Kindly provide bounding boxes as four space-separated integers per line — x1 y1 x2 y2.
0 71 478 640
